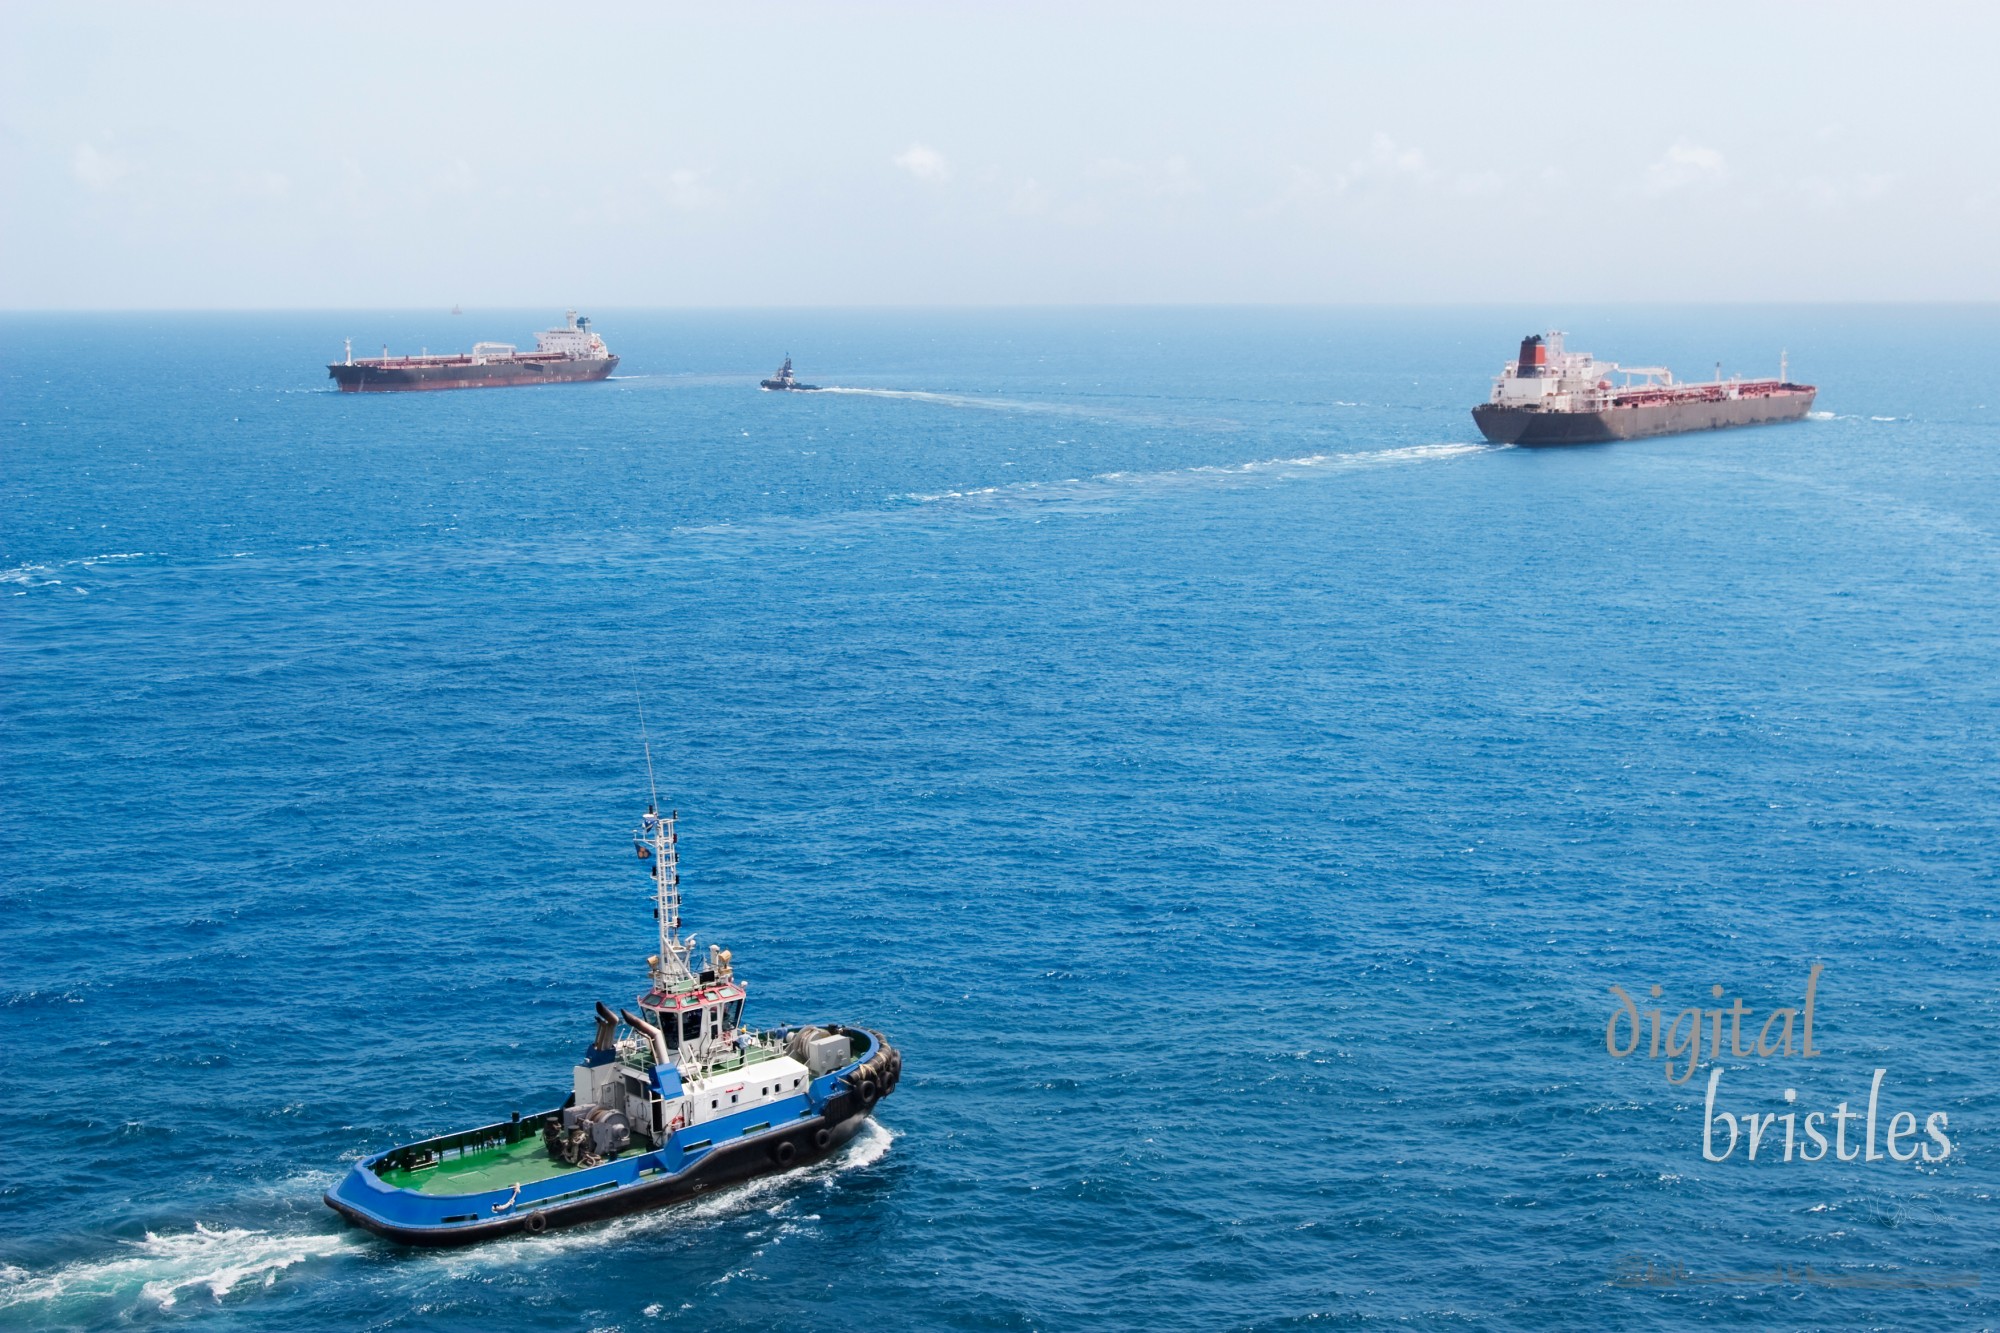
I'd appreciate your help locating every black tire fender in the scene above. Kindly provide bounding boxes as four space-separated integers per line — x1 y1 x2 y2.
858 1077 880 1106
774 1139 798 1167
523 1211 547 1234
813 1127 832 1151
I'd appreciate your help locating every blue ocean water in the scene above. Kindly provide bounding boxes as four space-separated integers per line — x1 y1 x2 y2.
2 307 1996 1331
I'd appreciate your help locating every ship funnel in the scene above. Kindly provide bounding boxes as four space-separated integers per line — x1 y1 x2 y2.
621 1008 671 1067
1517 335 1547 374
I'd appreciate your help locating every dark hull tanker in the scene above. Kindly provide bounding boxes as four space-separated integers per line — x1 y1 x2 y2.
1472 333 1815 447
323 805 901 1246
329 311 616 393
328 356 616 392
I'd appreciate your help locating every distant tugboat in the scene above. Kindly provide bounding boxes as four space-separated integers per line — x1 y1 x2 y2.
759 356 820 392
323 803 901 1246
327 311 616 392
1471 332 1815 446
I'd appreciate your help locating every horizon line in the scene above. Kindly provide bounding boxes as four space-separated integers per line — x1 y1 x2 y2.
5 299 1999 316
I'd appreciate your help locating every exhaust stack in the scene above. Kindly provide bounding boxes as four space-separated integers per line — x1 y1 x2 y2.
621 1008 672 1068
592 1002 620 1050
1517 334 1547 375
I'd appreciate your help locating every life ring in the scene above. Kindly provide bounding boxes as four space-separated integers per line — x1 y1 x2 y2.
523 1211 547 1234
812 1127 832 1151
774 1140 798 1167
669 1114 686 1131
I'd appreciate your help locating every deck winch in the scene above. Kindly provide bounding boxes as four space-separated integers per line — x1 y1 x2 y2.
545 1104 631 1167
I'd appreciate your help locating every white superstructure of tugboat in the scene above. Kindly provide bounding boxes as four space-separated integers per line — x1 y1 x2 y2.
324 804 901 1246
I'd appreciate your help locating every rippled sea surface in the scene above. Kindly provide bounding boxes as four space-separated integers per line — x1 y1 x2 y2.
4 308 1997 1330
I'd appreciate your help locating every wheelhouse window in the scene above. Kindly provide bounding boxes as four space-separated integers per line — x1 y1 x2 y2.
681 1009 703 1042
722 999 743 1029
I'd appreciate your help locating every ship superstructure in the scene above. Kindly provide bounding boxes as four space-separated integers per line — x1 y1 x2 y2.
1471 332 1815 446
327 311 617 392
324 803 900 1246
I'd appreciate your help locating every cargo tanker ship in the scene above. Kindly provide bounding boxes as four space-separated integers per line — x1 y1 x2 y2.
328 311 616 392
1471 332 1814 446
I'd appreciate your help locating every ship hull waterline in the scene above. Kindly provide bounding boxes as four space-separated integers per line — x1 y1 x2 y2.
1472 389 1816 446
328 357 618 393
325 1102 875 1247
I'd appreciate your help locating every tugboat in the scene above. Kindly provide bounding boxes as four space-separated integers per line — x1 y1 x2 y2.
323 803 901 1246
759 356 820 391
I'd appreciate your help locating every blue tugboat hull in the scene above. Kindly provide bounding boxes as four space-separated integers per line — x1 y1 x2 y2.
325 1029 898 1247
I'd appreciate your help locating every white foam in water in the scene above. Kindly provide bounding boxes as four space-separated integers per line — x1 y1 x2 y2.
905 441 1494 505
0 1223 352 1311
1806 410 1836 420
437 1118 898 1272
819 386 1034 411
0 1126 893 1311
817 385 1239 430
6 551 158 590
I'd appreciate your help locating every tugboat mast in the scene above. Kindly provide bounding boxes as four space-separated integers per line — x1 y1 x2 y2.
640 806 695 987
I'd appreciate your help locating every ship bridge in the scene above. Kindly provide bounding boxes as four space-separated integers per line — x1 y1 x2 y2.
533 310 610 360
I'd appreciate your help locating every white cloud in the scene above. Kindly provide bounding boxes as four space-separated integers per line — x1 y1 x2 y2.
71 143 131 191
893 144 951 183
1338 133 1432 189
1796 172 1893 209
1644 140 1727 196
1087 154 1203 199
1009 176 1050 216
1252 143 1498 219
434 158 476 193
233 169 291 198
664 168 719 212
1248 165 1329 219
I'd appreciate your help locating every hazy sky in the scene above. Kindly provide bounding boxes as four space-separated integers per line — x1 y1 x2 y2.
4 2 1995 308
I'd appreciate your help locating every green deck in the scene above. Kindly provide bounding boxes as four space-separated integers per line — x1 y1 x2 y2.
369 1042 808 1198
375 1134 586 1196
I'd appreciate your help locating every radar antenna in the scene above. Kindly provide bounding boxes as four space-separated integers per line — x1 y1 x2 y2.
635 687 659 811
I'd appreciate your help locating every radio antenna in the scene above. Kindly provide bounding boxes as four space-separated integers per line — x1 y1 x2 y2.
634 686 659 810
